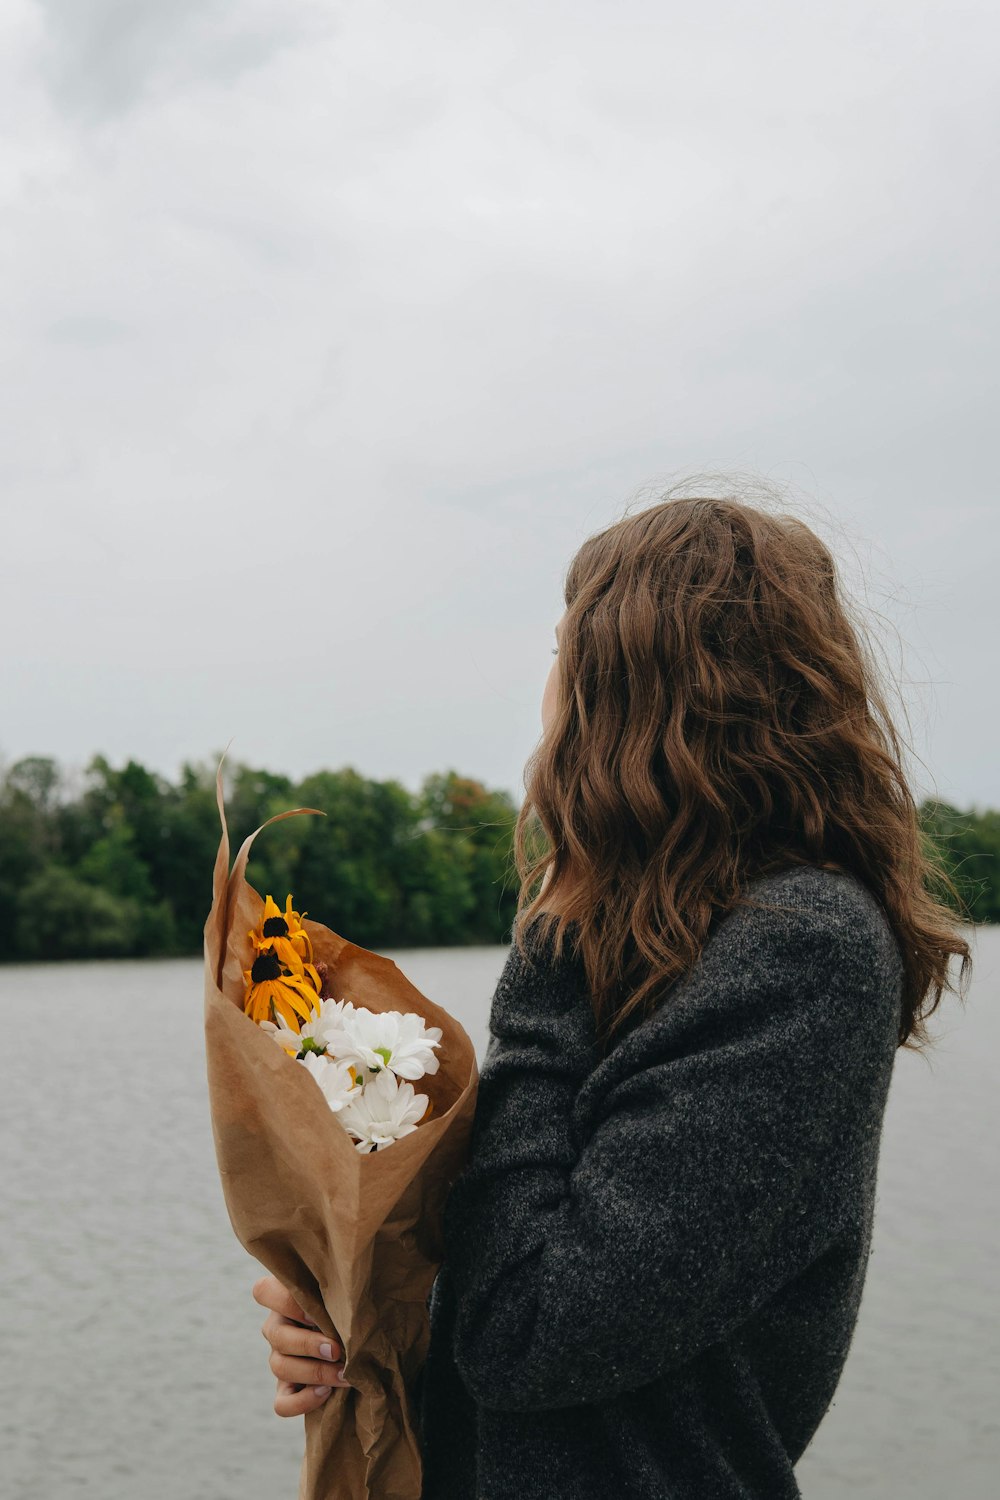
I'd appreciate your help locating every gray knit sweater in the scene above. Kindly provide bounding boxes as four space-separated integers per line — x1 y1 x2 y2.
416 864 904 1499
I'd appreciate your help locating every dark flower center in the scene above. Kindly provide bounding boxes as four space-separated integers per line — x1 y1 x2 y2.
251 951 283 982
262 916 289 937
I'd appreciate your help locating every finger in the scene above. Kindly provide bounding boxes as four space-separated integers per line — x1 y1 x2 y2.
261 1311 343 1364
274 1379 336 1419
268 1350 352 1390
252 1275 316 1327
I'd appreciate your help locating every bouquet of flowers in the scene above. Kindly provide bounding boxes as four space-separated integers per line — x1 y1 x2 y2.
203 760 479 1500
245 892 445 1154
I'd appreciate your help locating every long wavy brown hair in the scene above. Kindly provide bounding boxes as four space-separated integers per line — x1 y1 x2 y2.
512 490 973 1058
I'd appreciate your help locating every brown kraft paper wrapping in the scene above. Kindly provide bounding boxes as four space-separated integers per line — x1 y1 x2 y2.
203 760 480 1500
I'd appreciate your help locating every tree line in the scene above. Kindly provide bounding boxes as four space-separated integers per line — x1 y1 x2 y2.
0 753 995 962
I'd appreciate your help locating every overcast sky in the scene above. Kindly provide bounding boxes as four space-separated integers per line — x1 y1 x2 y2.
2 0 997 810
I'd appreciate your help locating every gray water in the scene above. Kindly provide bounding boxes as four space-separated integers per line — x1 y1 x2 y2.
1 933 997 1499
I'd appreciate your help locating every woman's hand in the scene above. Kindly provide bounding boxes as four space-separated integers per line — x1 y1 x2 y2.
253 1274 353 1417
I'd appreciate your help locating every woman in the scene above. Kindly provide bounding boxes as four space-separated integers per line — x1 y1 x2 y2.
254 494 972 1498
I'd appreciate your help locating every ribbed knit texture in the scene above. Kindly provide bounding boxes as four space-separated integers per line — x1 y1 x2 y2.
416 864 904 1500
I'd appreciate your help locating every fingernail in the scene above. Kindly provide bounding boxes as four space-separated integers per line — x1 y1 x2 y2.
319 1342 334 1361
313 1386 331 1399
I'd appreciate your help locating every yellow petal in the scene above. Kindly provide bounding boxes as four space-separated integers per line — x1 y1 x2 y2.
271 990 301 1029
285 987 318 1024
244 987 265 1023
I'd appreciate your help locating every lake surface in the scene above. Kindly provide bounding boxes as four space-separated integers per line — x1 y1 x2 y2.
1 931 997 1499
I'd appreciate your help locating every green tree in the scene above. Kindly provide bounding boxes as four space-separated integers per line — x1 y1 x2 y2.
156 759 233 952
418 771 520 941
2 754 995 964
287 770 426 947
0 757 63 949
16 865 144 958
76 809 176 953
918 799 1000 924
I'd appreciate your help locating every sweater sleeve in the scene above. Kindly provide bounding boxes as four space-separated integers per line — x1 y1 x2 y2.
441 900 900 1413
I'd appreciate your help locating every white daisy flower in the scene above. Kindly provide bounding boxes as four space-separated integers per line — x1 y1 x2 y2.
296 1050 362 1113
259 1006 328 1058
336 1065 430 1153
317 996 357 1032
322 1005 443 1082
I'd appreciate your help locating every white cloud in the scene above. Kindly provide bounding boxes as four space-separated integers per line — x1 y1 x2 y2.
2 0 996 805
32 0 333 118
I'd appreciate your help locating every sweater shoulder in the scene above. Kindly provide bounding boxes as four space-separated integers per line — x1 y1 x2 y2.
738 864 899 961
699 863 905 1021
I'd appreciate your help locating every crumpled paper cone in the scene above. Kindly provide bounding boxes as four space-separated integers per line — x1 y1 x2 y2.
203 759 480 1500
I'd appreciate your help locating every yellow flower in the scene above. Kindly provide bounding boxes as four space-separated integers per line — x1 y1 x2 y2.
243 948 323 1030
249 893 315 972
